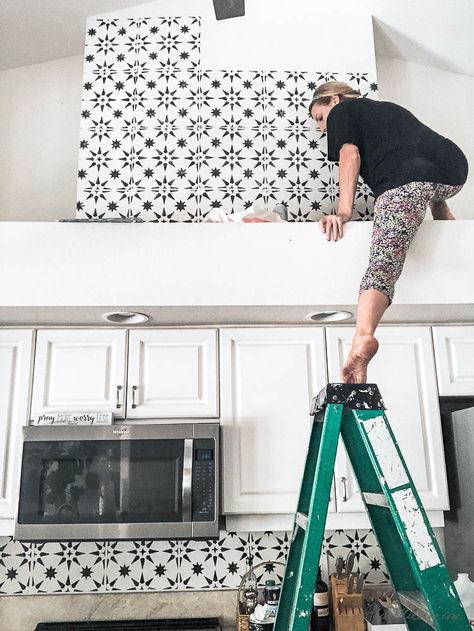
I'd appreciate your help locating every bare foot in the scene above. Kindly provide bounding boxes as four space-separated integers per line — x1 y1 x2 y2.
342 334 379 383
430 201 456 220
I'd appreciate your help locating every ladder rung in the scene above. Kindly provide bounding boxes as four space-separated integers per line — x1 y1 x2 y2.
398 591 434 628
363 492 389 507
295 512 308 531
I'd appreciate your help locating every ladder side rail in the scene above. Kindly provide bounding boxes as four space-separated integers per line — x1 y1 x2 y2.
340 408 432 631
274 404 343 631
343 408 470 631
274 410 325 631
340 409 421 592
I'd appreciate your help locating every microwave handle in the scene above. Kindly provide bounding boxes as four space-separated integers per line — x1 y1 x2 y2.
182 439 193 521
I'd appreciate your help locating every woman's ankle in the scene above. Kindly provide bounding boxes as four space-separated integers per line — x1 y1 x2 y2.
354 331 376 342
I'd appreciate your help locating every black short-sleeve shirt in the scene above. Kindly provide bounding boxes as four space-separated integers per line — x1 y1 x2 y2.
326 98 468 198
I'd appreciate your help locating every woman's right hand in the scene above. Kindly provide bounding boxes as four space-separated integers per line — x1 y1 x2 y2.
320 215 348 241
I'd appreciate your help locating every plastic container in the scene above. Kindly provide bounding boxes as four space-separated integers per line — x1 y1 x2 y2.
242 199 282 223
249 620 273 631
454 573 474 622
272 203 288 221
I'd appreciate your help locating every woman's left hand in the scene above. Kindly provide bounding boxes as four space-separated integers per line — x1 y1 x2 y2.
319 214 349 241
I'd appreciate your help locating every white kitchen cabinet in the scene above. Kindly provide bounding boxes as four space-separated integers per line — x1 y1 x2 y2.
220 328 330 515
31 329 127 420
0 330 34 534
432 326 474 396
127 329 218 418
326 326 449 513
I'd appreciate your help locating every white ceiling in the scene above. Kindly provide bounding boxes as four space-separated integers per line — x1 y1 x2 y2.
1 0 474 75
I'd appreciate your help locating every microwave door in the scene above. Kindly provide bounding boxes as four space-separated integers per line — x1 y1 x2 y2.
124 438 188 526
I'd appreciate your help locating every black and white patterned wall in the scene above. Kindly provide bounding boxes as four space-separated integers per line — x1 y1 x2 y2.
77 16 378 221
0 529 388 595
0 15 388 598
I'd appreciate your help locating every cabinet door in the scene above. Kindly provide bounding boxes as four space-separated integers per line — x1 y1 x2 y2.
127 329 218 418
432 326 474 395
31 330 127 420
0 330 34 529
326 327 449 512
221 328 330 514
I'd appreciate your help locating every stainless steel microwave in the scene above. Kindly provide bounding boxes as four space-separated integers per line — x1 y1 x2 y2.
15 423 219 541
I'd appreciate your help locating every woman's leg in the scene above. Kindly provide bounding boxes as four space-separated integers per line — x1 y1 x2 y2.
429 184 463 219
342 182 464 383
342 182 433 383
341 290 388 384
430 199 455 220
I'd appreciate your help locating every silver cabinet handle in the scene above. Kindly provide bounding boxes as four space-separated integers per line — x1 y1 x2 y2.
116 385 123 409
182 439 193 522
131 385 138 409
341 476 348 502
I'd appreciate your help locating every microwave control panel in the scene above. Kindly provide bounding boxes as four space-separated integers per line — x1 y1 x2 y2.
192 438 216 522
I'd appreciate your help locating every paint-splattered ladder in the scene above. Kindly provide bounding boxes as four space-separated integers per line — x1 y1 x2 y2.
273 383 471 631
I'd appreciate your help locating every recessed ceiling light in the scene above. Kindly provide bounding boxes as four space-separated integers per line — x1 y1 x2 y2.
307 310 353 322
102 311 149 324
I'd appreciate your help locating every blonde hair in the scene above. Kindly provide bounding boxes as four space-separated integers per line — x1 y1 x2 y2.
308 81 361 115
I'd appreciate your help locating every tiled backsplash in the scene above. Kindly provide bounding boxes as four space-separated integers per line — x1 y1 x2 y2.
0 529 388 595
77 16 378 221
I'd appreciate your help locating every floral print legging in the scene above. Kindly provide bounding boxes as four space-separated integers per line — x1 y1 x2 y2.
360 181 463 303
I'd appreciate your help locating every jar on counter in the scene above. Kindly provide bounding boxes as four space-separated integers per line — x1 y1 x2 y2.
239 554 258 614
243 587 258 615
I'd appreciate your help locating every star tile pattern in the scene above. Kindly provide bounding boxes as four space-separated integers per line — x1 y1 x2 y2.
0 529 388 595
77 16 378 221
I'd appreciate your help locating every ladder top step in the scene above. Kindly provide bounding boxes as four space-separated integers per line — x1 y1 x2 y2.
311 383 386 414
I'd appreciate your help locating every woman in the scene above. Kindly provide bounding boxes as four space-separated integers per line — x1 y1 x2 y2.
309 81 468 384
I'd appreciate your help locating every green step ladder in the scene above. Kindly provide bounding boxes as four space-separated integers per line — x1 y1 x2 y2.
274 383 471 631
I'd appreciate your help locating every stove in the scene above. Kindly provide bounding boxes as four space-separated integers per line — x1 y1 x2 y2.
35 619 222 631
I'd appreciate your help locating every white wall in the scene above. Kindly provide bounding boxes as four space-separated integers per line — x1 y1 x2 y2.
0 2 472 221
0 1 376 221
376 56 473 218
93 0 376 73
0 56 84 221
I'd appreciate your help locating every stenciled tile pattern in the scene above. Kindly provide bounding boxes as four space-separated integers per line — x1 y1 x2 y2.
77 16 378 222
0 529 389 595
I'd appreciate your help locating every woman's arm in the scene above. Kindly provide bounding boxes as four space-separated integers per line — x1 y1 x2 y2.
320 143 361 241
